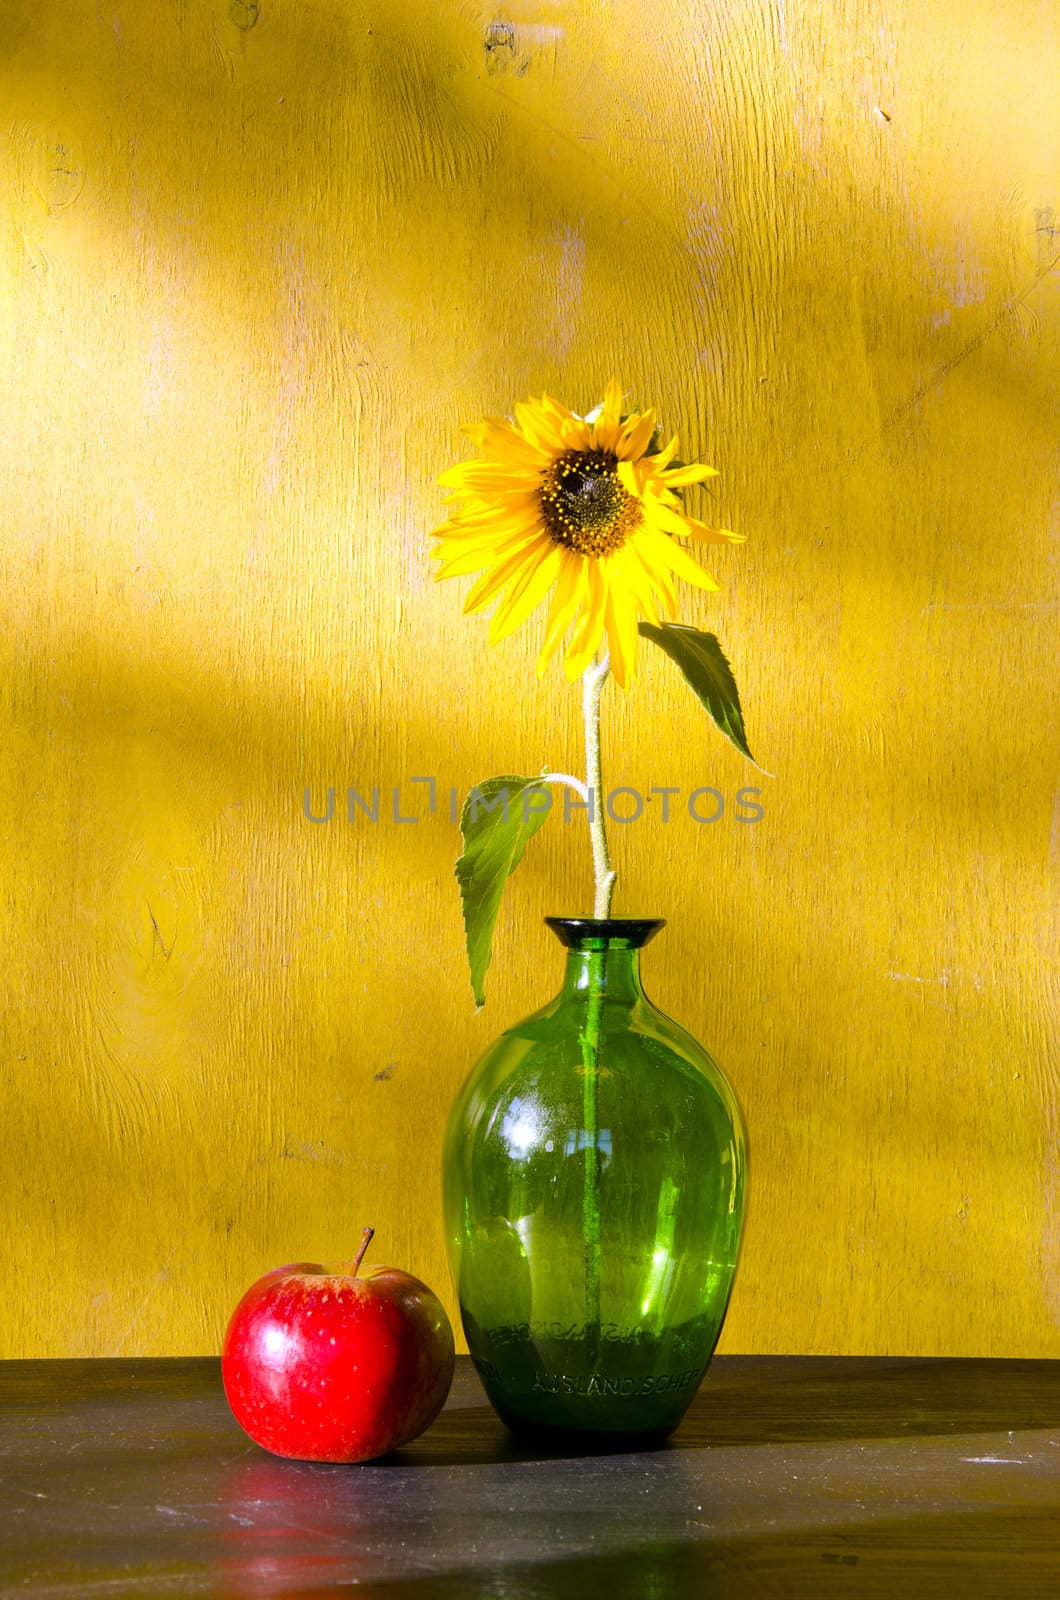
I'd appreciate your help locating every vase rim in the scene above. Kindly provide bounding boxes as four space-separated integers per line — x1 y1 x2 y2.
545 916 665 949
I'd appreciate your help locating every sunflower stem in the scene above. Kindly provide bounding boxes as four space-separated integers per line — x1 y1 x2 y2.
579 953 604 1354
541 771 590 804
579 650 612 1353
582 652 615 919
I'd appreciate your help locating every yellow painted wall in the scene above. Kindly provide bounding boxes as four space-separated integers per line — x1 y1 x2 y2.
1 0 1056 1359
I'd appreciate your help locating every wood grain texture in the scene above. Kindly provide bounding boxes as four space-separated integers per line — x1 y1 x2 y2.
0 0 1056 1358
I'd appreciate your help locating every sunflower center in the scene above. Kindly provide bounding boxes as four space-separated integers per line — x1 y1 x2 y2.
539 450 642 557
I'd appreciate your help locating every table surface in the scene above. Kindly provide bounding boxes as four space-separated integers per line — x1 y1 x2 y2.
1 1355 1057 1598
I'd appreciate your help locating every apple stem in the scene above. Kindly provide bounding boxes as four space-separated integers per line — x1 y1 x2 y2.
350 1226 375 1276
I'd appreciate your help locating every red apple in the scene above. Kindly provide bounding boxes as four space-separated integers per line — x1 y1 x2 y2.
221 1228 455 1462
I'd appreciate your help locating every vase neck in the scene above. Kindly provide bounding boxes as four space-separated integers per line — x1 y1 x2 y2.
559 947 644 1003
545 918 664 1005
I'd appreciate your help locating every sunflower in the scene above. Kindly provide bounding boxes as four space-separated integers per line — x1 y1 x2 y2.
431 379 744 687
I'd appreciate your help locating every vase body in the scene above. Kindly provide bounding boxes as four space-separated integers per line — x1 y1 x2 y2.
442 918 747 1440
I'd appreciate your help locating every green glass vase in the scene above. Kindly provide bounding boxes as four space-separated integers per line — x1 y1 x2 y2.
442 917 747 1442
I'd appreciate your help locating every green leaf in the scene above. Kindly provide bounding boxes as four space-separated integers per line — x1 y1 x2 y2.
638 622 768 772
456 774 554 1008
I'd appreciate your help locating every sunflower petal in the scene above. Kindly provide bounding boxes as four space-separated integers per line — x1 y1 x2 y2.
488 544 565 643
644 495 744 546
539 392 575 424
613 543 663 627
658 461 720 486
463 417 550 465
590 377 625 451
434 506 541 544
616 409 657 461
681 516 746 544
440 487 538 515
439 460 541 492
560 414 592 451
563 561 608 679
536 556 586 677
616 459 640 498
627 534 679 616
651 434 680 470
433 526 544 579
432 528 540 571
642 497 699 539
461 535 553 611
603 565 640 688
514 400 567 455
640 527 721 592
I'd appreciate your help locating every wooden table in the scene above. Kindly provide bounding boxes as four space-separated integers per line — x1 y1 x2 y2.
1 1355 1057 1596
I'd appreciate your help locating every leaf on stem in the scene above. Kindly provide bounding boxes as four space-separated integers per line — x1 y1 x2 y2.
638 622 767 771
456 774 554 1007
